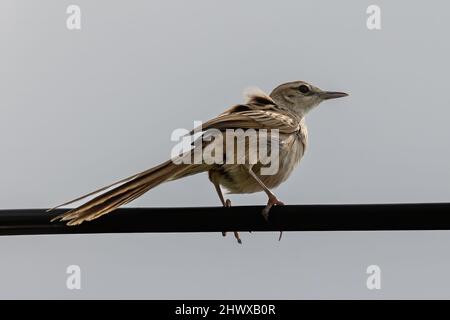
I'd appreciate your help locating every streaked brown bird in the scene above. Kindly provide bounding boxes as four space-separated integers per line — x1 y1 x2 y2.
49 81 348 243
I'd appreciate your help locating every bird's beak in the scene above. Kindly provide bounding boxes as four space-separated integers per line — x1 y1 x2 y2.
321 91 349 100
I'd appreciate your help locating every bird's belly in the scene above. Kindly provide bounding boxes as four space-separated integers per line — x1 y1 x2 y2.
218 135 304 194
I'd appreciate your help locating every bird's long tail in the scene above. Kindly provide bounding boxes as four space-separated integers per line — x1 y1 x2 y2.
49 160 202 226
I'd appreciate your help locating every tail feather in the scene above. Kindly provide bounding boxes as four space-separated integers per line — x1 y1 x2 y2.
51 160 199 225
62 182 153 225
46 161 173 212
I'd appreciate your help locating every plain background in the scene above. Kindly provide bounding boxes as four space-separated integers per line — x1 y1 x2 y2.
1 0 450 298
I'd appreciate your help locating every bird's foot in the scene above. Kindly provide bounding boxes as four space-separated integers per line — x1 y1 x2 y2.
233 231 242 244
221 199 242 244
221 231 242 244
261 197 284 241
261 196 284 221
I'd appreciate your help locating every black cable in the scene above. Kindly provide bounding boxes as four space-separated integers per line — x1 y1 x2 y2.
1 203 450 236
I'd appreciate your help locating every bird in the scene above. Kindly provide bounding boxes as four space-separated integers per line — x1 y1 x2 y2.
49 80 348 243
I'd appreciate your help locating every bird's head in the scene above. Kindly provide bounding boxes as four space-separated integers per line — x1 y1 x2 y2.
269 81 348 118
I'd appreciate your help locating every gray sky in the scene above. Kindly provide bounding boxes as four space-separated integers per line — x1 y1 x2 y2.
1 0 450 298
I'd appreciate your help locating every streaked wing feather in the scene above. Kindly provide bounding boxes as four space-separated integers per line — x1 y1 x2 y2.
190 108 300 136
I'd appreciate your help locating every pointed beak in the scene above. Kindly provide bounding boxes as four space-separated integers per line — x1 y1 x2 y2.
321 91 349 100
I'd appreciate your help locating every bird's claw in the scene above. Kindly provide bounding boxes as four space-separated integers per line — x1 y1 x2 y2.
261 197 285 241
261 196 284 221
261 207 270 221
234 231 242 244
221 199 241 244
221 231 242 244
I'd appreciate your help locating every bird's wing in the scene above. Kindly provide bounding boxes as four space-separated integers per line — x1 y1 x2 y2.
190 107 299 137
188 87 301 135
199 108 301 134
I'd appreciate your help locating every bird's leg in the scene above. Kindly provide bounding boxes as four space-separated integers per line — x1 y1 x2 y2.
213 182 241 244
246 166 284 240
246 167 284 219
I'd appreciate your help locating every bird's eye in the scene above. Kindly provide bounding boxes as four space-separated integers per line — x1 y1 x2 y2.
298 85 310 94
